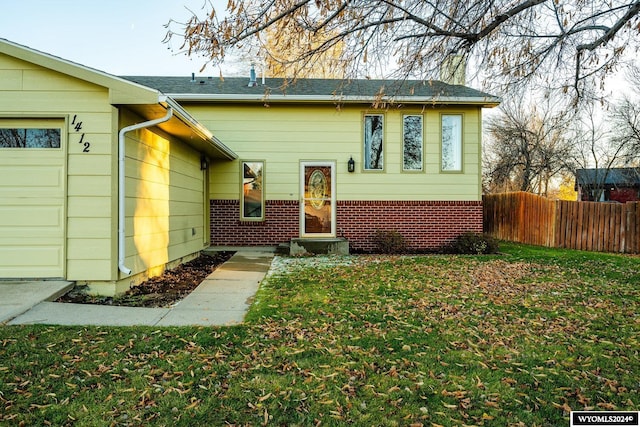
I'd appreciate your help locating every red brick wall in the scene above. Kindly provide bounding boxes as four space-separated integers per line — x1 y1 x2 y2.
338 200 483 252
610 188 639 204
210 199 482 252
210 200 299 246
579 187 640 203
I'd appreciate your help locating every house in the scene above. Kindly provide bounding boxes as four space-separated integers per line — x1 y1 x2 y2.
0 39 236 294
575 167 640 203
0 38 500 294
125 75 501 251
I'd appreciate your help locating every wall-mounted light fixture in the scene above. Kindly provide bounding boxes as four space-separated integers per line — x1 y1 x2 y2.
347 156 355 173
200 156 209 171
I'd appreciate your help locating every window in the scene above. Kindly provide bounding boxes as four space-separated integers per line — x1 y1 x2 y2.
441 114 462 171
0 128 61 148
364 114 384 170
403 115 423 171
241 161 264 221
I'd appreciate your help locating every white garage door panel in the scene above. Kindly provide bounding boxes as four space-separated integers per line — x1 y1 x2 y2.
0 206 63 227
1 166 63 188
0 246 64 279
0 246 63 267
0 120 65 278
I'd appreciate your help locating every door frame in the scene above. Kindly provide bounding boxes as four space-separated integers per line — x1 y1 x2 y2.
300 161 336 238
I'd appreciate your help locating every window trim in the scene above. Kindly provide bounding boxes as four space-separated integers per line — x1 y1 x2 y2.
240 160 265 221
440 113 464 173
402 114 424 172
362 113 385 172
0 118 63 150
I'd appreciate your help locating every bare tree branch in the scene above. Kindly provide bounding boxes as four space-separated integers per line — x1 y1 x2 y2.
165 0 640 99
469 0 547 46
577 0 640 52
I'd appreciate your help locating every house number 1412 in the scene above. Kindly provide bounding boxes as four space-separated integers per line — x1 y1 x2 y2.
71 114 90 153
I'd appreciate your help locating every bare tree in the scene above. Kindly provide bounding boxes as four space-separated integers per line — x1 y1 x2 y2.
608 97 640 165
165 0 640 98
566 99 631 200
565 63 640 200
610 64 640 164
483 96 575 195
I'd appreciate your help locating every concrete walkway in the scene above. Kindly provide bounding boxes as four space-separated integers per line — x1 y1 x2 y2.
0 280 73 325
2 250 274 327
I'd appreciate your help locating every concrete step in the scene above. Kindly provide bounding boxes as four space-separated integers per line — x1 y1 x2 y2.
289 238 349 255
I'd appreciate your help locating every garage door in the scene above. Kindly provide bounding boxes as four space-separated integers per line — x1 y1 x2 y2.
0 119 65 278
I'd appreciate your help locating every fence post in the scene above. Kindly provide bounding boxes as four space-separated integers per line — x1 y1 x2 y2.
636 202 640 254
551 199 558 248
637 202 640 254
627 202 639 254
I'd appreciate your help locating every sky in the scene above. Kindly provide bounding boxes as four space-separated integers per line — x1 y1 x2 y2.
1 0 632 97
0 0 234 77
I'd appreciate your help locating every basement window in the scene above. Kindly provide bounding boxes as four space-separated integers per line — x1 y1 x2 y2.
241 161 264 221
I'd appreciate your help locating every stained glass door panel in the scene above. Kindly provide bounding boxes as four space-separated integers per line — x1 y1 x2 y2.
301 163 335 236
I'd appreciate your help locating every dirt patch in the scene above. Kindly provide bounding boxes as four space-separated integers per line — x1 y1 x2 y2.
57 252 235 308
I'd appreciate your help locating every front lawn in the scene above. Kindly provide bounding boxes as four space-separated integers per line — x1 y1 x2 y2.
1 243 638 426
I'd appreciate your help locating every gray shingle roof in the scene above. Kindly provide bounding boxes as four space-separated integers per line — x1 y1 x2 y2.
121 76 500 106
576 167 640 187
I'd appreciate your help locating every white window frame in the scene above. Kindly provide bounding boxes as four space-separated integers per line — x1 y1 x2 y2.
363 114 384 171
441 114 463 172
240 160 265 221
402 114 424 172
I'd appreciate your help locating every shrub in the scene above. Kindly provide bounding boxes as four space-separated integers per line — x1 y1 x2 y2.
448 232 499 255
372 229 408 254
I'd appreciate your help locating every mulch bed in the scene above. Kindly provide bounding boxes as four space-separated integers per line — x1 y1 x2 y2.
57 252 235 308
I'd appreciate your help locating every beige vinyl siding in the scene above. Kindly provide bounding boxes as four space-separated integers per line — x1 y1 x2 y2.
0 41 160 105
186 103 483 202
120 110 207 276
0 69 22 89
63 109 116 282
1 52 116 280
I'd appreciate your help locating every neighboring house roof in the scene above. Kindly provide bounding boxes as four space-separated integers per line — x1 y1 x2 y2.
0 38 236 160
122 76 501 107
575 167 640 188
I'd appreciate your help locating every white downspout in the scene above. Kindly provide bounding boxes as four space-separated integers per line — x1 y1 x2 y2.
117 107 173 275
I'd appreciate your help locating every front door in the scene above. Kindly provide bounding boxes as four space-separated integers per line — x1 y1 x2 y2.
300 162 336 237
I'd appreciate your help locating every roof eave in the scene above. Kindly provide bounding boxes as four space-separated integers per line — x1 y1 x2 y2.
1 38 237 160
161 97 238 160
167 93 502 107
0 38 159 104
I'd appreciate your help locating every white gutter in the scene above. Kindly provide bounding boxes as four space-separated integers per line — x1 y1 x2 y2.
167 93 502 107
117 107 173 275
162 97 237 160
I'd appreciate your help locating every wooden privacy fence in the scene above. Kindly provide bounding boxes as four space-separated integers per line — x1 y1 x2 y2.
483 192 640 254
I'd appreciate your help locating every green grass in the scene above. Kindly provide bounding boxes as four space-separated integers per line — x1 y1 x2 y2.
1 243 639 426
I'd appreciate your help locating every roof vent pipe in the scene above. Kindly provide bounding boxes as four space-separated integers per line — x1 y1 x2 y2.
248 63 257 87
